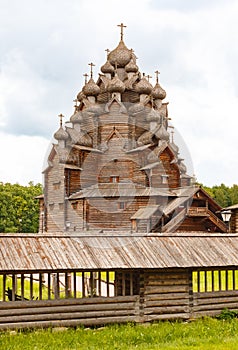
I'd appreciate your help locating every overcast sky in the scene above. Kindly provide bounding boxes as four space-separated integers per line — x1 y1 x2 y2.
0 0 237 186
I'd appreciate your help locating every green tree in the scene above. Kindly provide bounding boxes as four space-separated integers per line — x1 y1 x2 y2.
201 183 238 208
0 182 42 233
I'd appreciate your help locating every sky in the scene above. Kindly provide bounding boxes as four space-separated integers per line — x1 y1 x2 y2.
0 0 238 187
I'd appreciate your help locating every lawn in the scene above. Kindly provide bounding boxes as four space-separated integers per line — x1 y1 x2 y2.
1 318 238 350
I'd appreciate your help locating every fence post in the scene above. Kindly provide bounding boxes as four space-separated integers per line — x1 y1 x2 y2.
188 269 194 319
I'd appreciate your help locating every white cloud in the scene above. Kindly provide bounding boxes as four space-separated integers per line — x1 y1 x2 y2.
0 132 49 185
0 0 237 186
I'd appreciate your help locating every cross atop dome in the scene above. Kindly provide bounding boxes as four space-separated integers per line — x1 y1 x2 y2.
147 74 152 82
88 62 95 78
58 113 64 127
117 23 127 41
155 70 160 84
83 73 89 84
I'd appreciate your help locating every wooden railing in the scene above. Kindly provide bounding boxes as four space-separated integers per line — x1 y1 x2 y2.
188 207 228 232
188 207 208 216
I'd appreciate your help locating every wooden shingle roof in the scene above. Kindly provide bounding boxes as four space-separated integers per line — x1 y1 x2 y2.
1 233 238 272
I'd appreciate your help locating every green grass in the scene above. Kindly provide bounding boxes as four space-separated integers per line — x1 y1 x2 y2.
1 318 238 349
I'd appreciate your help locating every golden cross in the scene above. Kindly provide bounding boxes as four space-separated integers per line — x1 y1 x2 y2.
155 70 160 84
58 113 64 127
88 62 95 78
105 48 110 58
117 23 127 40
83 73 89 84
147 75 152 82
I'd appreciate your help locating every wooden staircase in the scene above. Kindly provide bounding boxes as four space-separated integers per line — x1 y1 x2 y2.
162 207 228 233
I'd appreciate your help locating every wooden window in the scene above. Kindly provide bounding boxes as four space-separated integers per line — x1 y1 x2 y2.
53 181 61 190
119 202 126 210
49 203 54 211
110 176 119 183
161 174 169 184
72 202 78 210
59 203 64 211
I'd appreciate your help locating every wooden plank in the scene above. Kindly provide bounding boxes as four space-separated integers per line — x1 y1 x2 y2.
12 274 16 302
219 270 222 291
2 274 6 302
65 273 69 298
194 290 238 299
0 300 139 318
47 273 51 300
226 270 229 291
145 285 189 294
146 272 188 280
39 273 43 300
204 271 207 292
106 271 110 297
30 274 34 300
193 302 238 312
0 315 138 330
145 299 189 307
193 296 238 307
211 270 215 292
122 272 125 296
98 271 101 297
82 272 85 298
233 269 236 290
197 270 200 293
0 308 138 324
130 272 133 296
144 292 189 302
144 305 190 315
73 272 77 299
0 295 139 309
146 313 189 322
21 275 24 300
147 279 188 286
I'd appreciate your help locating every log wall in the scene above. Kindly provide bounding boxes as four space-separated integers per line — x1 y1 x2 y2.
0 296 140 330
192 291 238 318
143 269 191 321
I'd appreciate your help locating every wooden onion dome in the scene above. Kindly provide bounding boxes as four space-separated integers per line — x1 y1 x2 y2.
152 71 166 100
82 78 100 96
135 75 153 95
125 58 138 73
108 73 125 93
101 60 114 74
108 40 132 68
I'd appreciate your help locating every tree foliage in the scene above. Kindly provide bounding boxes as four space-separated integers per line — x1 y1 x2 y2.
201 183 238 208
0 182 42 233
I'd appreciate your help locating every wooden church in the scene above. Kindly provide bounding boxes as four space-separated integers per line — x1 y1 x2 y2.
1 24 238 330
40 23 226 234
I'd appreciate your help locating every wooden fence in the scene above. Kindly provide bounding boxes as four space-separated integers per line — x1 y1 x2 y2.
1 268 238 329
